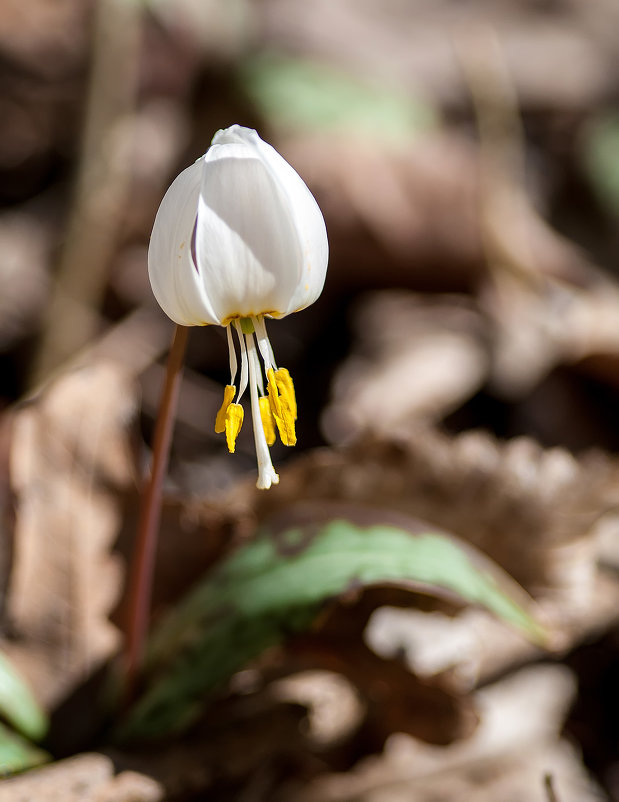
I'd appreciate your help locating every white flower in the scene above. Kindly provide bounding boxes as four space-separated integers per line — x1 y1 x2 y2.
148 125 329 488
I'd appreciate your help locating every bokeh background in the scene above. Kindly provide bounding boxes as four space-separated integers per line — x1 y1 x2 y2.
3 0 619 458
2 1 619 800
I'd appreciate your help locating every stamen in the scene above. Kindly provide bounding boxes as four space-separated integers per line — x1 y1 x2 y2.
259 396 276 446
253 315 276 372
267 367 297 446
215 384 235 433
246 333 279 489
224 403 244 452
226 324 237 384
233 319 249 402
274 368 297 420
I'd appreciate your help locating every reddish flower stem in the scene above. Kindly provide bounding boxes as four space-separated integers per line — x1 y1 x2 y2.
124 324 188 693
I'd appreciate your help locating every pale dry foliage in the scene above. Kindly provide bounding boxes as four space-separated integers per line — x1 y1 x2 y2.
1 0 619 800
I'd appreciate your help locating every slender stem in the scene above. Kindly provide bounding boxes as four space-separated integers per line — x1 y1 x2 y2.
124 324 188 692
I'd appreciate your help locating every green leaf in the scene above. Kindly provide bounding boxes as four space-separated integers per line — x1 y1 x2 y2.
239 53 437 142
0 652 47 742
118 519 545 742
581 112 619 217
0 721 49 776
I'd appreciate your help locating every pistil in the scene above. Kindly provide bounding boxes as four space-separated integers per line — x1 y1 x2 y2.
246 332 279 489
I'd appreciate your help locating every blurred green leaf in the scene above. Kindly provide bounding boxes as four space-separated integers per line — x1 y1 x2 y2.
118 519 544 742
581 112 619 217
0 721 48 776
240 53 436 141
0 652 47 742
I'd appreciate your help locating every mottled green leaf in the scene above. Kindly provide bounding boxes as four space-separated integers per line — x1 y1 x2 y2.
240 53 436 141
118 519 544 742
0 721 49 776
0 652 47 742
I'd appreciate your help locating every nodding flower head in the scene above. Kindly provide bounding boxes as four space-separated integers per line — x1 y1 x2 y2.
148 125 329 488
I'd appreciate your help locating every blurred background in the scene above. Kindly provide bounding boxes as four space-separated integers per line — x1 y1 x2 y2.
3 0 619 800
2 0 619 463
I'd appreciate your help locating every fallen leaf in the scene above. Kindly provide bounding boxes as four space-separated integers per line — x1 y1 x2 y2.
291 664 602 802
3 361 138 711
0 752 162 802
323 292 488 442
117 514 542 742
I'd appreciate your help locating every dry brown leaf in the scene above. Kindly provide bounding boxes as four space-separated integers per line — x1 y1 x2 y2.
279 632 479 752
323 292 488 443
290 664 602 802
482 271 619 397
271 671 365 750
282 132 483 291
365 570 619 686
0 752 163 802
320 271 619 443
0 415 15 621
3 361 138 710
0 214 50 349
0 0 88 78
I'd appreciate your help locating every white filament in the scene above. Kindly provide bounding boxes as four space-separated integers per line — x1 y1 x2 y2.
245 332 279 489
253 315 276 372
226 323 237 384
233 319 249 402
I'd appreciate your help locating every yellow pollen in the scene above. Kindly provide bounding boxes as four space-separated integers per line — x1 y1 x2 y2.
224 403 244 453
267 367 297 447
259 396 276 446
274 367 297 420
215 385 236 433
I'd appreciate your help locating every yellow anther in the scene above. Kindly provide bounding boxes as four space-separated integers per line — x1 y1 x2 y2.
215 385 236 433
267 368 280 414
259 396 276 446
274 368 297 420
224 403 244 453
267 368 297 447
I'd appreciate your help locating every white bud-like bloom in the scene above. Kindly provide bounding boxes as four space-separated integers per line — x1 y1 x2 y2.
148 125 329 488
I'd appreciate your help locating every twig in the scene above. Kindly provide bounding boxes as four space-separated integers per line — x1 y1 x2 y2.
456 25 541 289
30 0 142 387
124 324 188 692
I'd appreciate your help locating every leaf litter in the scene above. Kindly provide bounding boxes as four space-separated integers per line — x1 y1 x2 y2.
2 0 619 799
4 362 137 711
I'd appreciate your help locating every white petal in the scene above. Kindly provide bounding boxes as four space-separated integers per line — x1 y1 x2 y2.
195 126 328 322
195 142 300 321
148 161 221 326
227 129 328 317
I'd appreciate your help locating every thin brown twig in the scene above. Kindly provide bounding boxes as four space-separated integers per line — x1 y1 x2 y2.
30 0 142 388
455 25 542 290
124 323 189 693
